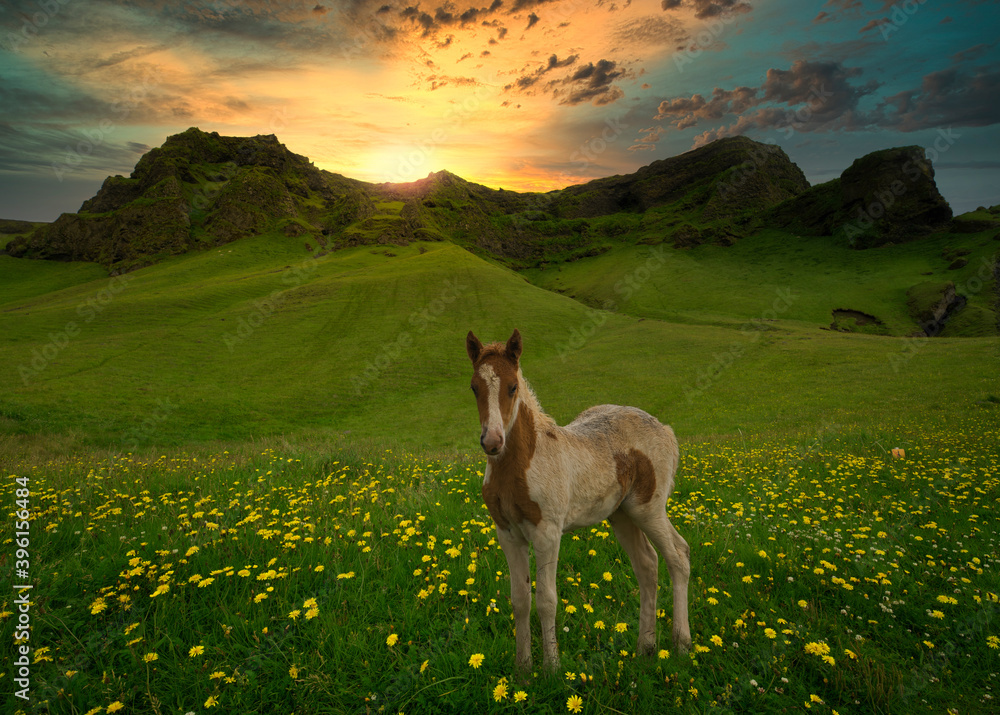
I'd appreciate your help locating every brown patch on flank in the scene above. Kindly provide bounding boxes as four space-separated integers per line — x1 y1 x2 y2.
546 430 557 440
482 406 542 531
614 448 657 505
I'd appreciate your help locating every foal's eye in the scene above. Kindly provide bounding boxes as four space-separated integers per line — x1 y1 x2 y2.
471 385 478 396
508 384 517 397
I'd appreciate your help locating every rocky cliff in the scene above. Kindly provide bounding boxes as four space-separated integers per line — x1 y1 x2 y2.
771 146 953 248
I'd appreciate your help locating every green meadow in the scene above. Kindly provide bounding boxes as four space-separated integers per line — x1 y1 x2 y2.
1 218 999 713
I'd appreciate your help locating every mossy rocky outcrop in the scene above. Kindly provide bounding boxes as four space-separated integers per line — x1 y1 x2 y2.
6 128 361 270
771 146 952 248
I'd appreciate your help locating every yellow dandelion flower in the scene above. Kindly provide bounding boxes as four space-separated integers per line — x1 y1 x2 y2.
288 609 301 620
658 649 670 659
764 628 777 639
615 622 628 633
594 620 605 630
567 694 584 713
205 695 218 708
143 652 158 663
420 660 429 673
387 633 399 647
706 597 718 605
90 598 107 615
987 636 1000 650
710 635 723 647
107 702 125 713
469 653 485 669
493 682 508 701
797 599 808 608
514 691 528 702
289 665 299 679
189 645 205 657
603 572 613 582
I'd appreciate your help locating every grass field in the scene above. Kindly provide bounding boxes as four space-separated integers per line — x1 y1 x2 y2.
1 227 997 451
3 419 999 714
1 218 999 713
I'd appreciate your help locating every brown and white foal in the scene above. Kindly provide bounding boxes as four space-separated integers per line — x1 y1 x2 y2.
466 328 691 671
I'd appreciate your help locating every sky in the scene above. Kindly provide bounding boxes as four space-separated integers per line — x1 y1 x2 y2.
0 0 998 222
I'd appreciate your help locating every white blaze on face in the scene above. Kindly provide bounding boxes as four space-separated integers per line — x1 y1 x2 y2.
478 362 504 451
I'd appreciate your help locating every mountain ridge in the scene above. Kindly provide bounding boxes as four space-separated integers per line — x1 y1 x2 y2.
2 128 963 271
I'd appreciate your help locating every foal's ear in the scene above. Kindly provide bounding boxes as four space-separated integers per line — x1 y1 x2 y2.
505 328 522 363
466 331 484 363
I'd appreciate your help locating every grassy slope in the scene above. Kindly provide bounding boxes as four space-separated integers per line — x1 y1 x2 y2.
522 229 999 336
1 227 998 453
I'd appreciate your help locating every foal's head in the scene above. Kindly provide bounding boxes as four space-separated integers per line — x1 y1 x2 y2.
466 329 522 456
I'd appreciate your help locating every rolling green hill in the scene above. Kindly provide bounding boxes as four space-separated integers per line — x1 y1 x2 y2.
1 228 997 454
1 130 998 454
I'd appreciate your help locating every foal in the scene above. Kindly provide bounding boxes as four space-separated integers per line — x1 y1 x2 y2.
466 328 691 671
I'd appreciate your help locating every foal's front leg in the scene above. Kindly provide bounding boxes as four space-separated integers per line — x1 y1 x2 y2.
531 524 563 671
496 528 533 670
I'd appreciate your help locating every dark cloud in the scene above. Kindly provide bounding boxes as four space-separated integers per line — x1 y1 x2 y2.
526 12 540 29
613 15 687 47
560 59 629 105
876 66 1000 132
654 60 879 143
505 53 578 91
397 0 513 37
952 43 992 63
658 0 753 18
858 18 889 34
508 0 560 12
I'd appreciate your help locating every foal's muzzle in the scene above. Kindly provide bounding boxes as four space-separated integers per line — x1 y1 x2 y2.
480 426 504 455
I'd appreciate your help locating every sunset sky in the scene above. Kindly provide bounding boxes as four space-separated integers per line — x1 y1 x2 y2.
1 0 998 221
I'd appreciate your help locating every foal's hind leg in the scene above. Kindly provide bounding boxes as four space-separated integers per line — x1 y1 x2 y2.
631 509 692 653
609 509 659 656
